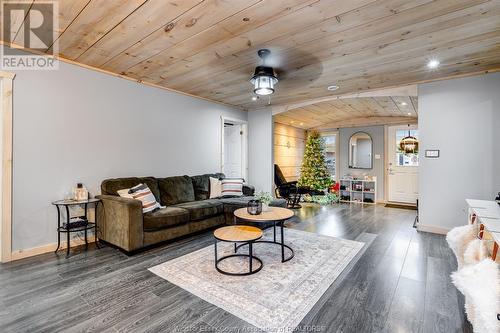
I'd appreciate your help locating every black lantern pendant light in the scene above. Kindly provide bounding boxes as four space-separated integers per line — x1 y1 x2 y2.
250 49 278 96
399 127 419 154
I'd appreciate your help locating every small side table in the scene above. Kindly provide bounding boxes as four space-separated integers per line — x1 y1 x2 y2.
214 225 263 276
52 198 102 257
233 207 295 263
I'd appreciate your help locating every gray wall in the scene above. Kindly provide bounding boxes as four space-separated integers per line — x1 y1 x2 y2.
11 59 246 251
339 126 385 200
419 72 500 232
248 109 273 193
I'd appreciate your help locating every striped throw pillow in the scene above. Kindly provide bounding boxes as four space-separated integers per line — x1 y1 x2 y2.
221 178 244 197
127 184 161 213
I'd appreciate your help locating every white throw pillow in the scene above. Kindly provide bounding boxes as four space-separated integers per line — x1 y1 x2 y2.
451 259 500 333
209 177 222 199
119 184 161 213
117 188 134 199
221 178 244 197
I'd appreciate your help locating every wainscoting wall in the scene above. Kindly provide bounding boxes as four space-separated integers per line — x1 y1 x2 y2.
273 123 306 182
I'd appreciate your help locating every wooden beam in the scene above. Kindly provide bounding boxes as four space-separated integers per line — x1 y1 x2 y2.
313 116 417 130
1 72 15 263
270 85 418 115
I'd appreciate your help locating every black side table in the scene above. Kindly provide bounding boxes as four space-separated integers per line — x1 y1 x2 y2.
52 198 101 257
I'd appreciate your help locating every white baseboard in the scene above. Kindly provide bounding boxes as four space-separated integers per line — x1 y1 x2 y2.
417 224 450 235
10 238 96 261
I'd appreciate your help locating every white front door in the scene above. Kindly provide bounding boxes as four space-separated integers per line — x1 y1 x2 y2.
223 124 243 178
387 125 419 204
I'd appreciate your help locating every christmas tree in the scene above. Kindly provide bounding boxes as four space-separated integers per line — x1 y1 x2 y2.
298 131 333 191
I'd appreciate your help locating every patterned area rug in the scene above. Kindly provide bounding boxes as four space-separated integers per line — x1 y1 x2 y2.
149 228 364 333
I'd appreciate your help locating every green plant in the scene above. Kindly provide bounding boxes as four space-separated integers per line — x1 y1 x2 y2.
303 192 339 205
298 131 334 191
255 191 273 205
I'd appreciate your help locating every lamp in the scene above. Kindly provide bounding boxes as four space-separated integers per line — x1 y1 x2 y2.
250 49 278 96
399 131 419 154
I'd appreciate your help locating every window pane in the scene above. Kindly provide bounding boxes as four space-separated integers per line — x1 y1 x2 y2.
396 129 419 166
322 134 336 178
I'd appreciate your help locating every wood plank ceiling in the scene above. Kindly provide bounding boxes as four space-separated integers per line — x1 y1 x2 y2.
3 0 500 110
274 96 418 129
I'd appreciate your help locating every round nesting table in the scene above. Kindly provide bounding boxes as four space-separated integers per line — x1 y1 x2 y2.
234 207 295 263
213 225 263 276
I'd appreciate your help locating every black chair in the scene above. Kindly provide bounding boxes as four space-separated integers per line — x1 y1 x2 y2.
274 164 307 208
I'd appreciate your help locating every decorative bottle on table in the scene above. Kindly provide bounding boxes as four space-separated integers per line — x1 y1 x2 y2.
73 183 88 201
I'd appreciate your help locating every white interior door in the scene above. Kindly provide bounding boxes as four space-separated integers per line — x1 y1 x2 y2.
387 125 419 204
223 124 243 178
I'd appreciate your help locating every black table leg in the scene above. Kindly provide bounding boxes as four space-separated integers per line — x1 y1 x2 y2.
249 242 253 272
94 203 101 249
55 205 61 253
273 221 276 242
65 206 70 257
280 220 285 262
214 238 218 268
84 203 89 250
84 227 88 250
234 218 294 263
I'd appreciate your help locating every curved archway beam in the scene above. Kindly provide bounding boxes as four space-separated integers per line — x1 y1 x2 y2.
271 85 417 115
313 116 417 130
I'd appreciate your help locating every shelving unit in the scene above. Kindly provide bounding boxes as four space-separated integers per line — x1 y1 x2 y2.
339 179 377 204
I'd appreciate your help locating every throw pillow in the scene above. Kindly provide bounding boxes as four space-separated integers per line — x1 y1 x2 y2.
209 177 222 199
221 178 244 197
127 183 161 213
117 188 134 199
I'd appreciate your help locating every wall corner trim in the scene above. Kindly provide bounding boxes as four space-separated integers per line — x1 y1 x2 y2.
1 72 14 263
416 224 450 235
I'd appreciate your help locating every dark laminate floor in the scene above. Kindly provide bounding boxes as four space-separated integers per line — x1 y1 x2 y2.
0 204 472 333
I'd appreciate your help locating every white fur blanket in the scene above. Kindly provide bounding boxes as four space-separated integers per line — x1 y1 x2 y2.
451 259 500 333
447 224 477 268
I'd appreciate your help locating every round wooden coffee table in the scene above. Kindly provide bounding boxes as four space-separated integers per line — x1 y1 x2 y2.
213 225 263 276
234 207 295 263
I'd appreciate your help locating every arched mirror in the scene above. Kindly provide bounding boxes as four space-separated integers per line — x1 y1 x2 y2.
348 132 373 169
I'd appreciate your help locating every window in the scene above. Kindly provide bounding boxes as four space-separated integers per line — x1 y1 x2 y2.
321 132 337 180
396 129 419 167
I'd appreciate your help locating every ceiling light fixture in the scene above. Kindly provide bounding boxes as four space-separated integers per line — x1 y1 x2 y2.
427 59 440 69
250 49 278 96
251 96 258 101
327 85 339 91
407 112 411 116
400 102 408 106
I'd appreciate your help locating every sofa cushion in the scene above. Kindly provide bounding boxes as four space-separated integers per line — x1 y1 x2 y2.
158 175 195 206
143 207 190 231
101 177 160 202
191 173 224 200
217 196 288 211
173 199 223 221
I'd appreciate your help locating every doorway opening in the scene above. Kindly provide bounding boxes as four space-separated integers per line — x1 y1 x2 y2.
221 117 248 180
387 124 419 205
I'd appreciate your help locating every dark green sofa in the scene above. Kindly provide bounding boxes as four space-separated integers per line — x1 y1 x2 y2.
96 173 286 252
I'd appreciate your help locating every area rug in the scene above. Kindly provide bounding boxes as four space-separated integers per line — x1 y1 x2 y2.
149 228 364 332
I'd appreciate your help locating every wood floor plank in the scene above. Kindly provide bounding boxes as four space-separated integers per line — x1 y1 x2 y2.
0 204 468 333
